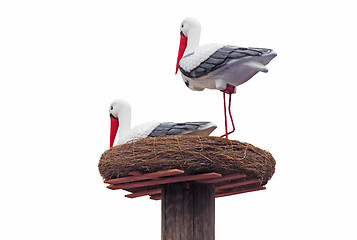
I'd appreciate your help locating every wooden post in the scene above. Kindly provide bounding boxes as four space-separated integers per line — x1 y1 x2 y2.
103 169 265 239
161 182 215 240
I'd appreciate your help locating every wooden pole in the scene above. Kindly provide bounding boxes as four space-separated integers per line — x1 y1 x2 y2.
161 182 215 240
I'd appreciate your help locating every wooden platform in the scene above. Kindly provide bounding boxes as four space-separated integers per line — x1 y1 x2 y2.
104 169 266 200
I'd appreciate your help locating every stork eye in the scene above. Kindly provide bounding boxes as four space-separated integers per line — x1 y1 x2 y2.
181 24 184 28
110 106 113 110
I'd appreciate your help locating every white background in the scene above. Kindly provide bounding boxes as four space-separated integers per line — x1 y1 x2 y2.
1 0 356 239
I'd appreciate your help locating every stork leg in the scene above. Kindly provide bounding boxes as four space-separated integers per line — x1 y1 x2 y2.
220 92 229 138
227 93 235 136
220 84 236 138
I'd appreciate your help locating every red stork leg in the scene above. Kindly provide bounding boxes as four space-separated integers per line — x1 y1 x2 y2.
220 91 229 138
227 92 235 136
220 84 236 138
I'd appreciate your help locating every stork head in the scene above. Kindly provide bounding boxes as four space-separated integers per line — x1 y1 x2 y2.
109 99 131 148
180 17 201 39
176 17 201 74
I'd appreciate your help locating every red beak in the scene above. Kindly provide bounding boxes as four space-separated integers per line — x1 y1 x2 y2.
176 32 188 74
110 114 119 148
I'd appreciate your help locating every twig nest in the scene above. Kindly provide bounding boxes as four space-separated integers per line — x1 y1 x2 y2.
99 136 275 185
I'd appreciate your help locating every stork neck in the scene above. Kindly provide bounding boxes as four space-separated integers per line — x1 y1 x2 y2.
118 108 131 141
185 31 200 56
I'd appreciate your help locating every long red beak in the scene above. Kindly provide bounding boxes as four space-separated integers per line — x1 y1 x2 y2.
110 114 119 148
175 32 188 74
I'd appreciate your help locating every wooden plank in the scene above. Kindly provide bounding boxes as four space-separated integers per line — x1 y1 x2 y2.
196 173 246 184
215 179 261 191
216 186 266 198
107 173 222 190
125 188 161 198
104 169 184 185
150 194 161 200
149 185 266 200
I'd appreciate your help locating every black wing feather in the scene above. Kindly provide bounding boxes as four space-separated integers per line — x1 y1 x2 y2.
179 46 273 78
148 122 211 137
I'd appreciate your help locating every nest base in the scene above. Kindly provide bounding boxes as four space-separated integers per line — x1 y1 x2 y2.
104 169 265 199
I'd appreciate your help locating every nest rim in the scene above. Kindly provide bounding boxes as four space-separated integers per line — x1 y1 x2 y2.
99 135 275 186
